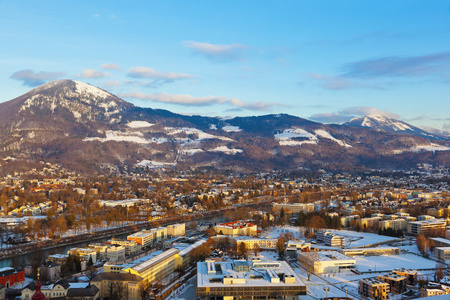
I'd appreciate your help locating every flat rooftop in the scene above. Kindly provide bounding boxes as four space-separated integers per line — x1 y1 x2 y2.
197 259 305 288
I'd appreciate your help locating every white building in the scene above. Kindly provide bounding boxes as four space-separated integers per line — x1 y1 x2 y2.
407 219 446 235
67 248 97 264
197 259 306 299
272 202 314 214
107 246 126 262
167 223 185 237
298 251 355 274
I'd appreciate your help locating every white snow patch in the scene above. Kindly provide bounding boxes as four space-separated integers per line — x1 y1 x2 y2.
181 149 204 155
414 144 450 152
222 125 241 132
166 127 233 141
127 121 154 128
315 129 352 148
209 146 243 155
83 131 150 144
209 124 217 130
72 111 81 119
75 81 110 99
275 128 318 146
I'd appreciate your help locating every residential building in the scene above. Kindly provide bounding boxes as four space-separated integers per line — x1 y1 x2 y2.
232 236 278 250
104 248 179 282
167 223 185 237
379 219 406 231
22 280 70 299
87 244 108 260
108 239 142 256
91 273 142 300
68 248 97 264
427 208 445 218
40 261 61 282
356 217 381 230
377 273 407 294
324 235 345 247
66 285 99 299
214 221 257 236
106 246 126 262
272 202 314 214
297 251 355 274
358 278 389 300
197 259 306 299
392 269 417 285
0 267 25 289
420 283 450 298
435 247 450 262
407 219 446 235
127 227 168 247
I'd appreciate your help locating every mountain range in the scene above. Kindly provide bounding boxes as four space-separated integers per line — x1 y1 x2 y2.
0 80 449 174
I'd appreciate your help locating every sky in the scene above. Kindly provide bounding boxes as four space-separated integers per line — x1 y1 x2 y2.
1 1 450 132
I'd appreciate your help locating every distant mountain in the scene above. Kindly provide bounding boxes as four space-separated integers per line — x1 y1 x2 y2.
0 80 449 174
344 115 448 141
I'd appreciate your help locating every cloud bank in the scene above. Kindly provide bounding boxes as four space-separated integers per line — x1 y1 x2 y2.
11 69 65 87
120 92 278 111
77 68 110 78
310 106 399 124
126 67 193 81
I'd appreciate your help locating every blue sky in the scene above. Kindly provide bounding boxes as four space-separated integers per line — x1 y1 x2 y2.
1 1 450 131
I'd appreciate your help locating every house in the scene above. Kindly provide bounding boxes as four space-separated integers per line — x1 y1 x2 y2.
91 273 143 300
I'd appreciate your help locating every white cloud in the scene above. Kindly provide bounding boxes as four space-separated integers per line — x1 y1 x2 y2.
11 69 65 87
101 80 121 87
126 66 193 81
78 68 110 78
120 92 278 111
100 63 121 70
183 41 247 61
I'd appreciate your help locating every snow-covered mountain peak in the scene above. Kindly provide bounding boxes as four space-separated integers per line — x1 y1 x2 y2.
17 79 132 121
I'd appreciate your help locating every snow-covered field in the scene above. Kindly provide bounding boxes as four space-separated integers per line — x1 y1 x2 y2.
355 253 436 272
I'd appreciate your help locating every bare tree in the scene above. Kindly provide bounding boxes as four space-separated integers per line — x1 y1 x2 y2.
253 243 260 257
276 235 286 259
435 263 445 283
85 266 98 283
416 234 429 256
238 242 248 259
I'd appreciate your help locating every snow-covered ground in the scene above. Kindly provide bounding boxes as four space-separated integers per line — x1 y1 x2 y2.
354 253 436 272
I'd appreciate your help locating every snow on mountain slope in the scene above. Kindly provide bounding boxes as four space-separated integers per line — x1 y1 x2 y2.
127 121 154 128
314 130 352 147
275 128 318 146
210 146 243 155
222 125 242 132
275 128 352 147
165 127 233 141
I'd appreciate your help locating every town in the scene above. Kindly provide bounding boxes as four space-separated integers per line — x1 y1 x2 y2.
1 160 450 300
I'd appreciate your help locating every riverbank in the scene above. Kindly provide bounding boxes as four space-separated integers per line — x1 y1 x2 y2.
0 196 275 263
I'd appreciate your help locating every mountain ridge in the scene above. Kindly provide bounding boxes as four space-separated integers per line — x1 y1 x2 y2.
1 80 449 174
